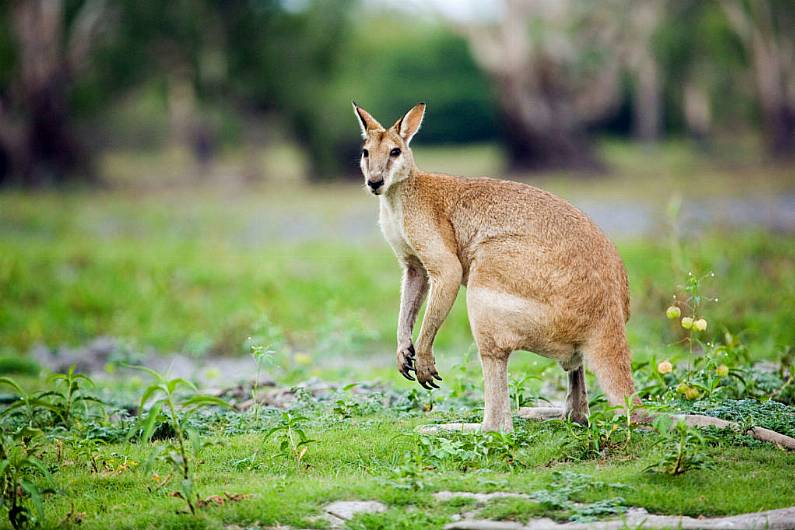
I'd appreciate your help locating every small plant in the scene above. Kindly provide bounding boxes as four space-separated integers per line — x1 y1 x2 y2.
46 366 102 428
563 404 630 460
508 374 543 410
529 471 627 523
134 366 230 514
248 342 275 423
645 416 713 475
0 429 55 529
0 378 58 428
264 412 316 470
0 368 101 430
385 447 428 491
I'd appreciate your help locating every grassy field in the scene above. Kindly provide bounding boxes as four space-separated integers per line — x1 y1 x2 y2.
1 143 795 529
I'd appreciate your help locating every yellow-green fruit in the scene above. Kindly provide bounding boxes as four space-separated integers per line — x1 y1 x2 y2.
694 318 708 331
657 360 673 374
716 364 729 377
685 387 700 400
676 383 690 395
681 317 694 329
666 306 681 319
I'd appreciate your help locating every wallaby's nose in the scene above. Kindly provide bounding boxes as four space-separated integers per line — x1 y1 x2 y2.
367 179 384 192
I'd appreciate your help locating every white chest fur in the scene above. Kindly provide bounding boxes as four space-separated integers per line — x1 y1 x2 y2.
379 196 414 259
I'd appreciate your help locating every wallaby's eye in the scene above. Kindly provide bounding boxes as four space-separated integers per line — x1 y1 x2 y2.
390 147 401 157
362 149 369 158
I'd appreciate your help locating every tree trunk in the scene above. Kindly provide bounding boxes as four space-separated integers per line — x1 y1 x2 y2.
762 101 795 159
4 0 99 187
492 71 602 172
498 105 600 172
721 0 795 160
633 57 662 143
23 79 88 186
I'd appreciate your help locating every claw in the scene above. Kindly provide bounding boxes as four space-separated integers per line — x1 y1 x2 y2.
419 380 432 390
428 380 439 389
433 373 442 381
401 370 415 381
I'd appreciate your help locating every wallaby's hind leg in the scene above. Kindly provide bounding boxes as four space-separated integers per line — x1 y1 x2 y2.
565 365 589 425
583 327 637 409
480 352 513 432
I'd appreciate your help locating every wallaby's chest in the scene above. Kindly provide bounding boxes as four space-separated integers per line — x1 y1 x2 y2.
379 198 414 259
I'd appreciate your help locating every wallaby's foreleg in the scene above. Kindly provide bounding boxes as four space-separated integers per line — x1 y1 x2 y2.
413 258 462 389
565 366 589 425
480 353 513 432
396 261 429 381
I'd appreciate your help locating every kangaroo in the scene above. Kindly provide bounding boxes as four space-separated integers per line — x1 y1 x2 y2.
353 101 637 432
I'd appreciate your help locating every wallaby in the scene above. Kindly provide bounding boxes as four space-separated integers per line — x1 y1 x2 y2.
353 101 637 432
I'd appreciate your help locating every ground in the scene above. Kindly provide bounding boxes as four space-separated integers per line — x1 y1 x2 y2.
1 141 794 529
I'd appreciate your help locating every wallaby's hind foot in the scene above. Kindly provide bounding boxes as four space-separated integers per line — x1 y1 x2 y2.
564 366 589 425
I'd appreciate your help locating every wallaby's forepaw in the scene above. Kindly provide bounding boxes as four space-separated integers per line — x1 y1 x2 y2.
414 353 442 390
397 342 417 381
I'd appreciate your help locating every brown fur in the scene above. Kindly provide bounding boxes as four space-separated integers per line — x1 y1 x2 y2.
353 102 637 432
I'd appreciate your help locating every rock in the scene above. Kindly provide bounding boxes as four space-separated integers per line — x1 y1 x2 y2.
517 407 564 420
324 500 387 527
417 423 482 435
444 506 795 530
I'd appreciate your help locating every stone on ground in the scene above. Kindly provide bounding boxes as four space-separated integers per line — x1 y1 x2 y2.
324 500 387 528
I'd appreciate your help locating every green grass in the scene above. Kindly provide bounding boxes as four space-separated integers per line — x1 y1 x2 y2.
29 409 795 530
1 187 793 375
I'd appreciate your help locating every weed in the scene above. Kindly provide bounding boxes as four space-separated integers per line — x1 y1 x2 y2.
0 377 59 428
508 374 543 410
264 412 316 470
528 471 627 523
133 366 231 514
249 342 275 423
0 428 55 529
562 404 632 460
46 366 102 428
645 416 713 475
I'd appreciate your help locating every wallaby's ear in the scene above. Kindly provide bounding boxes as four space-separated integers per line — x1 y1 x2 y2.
393 102 426 145
352 101 383 139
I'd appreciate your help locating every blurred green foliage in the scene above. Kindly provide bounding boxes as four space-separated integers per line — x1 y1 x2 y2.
2 0 792 181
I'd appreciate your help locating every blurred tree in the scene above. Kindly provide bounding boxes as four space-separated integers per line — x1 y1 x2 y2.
620 0 665 143
0 0 111 186
0 0 356 185
344 23 497 145
720 0 795 159
451 0 624 171
216 0 356 178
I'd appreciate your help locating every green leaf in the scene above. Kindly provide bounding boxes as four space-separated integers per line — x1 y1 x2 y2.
139 384 165 411
20 479 45 520
264 426 286 439
124 364 165 382
140 401 164 442
166 378 197 394
24 456 53 482
0 376 25 395
182 395 230 409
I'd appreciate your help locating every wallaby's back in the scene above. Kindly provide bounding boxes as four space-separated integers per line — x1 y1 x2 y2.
407 170 630 329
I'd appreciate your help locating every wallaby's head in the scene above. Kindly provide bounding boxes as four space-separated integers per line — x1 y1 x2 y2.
352 102 425 196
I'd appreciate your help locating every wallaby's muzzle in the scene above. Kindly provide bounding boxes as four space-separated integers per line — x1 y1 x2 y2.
367 179 384 194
